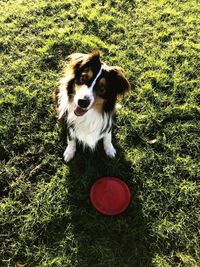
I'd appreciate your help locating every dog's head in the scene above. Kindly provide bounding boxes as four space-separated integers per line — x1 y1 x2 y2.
62 50 130 116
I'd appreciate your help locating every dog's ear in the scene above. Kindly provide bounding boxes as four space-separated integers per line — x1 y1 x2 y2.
66 53 87 73
66 50 101 73
109 66 130 96
88 49 100 62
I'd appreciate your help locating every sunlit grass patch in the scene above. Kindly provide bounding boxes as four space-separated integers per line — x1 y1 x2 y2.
0 0 199 266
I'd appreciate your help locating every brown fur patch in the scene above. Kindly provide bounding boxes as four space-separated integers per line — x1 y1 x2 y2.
96 77 107 96
80 66 94 83
63 50 100 76
92 95 105 113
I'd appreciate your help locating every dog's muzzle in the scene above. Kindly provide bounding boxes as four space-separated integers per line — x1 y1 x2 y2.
74 66 103 116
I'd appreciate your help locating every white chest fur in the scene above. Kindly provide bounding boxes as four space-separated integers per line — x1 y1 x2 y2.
67 104 112 149
57 87 112 149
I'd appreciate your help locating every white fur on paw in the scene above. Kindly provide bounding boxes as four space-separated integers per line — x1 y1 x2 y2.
63 146 76 163
104 145 116 158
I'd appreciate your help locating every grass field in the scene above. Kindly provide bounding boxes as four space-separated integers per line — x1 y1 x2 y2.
0 0 200 266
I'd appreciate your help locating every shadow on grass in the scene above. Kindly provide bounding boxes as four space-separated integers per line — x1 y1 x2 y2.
65 140 153 267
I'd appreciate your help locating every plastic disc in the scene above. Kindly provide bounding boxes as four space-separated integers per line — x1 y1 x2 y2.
90 177 131 215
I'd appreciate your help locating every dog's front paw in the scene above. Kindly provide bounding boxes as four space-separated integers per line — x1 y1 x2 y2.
104 144 116 158
63 146 76 163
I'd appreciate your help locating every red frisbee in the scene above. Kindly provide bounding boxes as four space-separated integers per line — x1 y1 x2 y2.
90 177 131 216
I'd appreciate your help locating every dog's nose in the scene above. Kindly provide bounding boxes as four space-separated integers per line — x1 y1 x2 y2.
78 98 91 108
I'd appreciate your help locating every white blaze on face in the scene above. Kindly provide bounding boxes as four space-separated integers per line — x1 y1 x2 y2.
74 66 103 109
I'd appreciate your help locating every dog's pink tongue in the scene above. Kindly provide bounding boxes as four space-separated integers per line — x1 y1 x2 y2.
74 106 87 116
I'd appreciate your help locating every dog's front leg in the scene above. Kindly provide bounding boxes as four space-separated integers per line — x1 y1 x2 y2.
103 132 116 158
63 138 76 163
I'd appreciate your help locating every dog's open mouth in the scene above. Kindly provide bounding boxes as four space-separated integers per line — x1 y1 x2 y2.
74 106 88 116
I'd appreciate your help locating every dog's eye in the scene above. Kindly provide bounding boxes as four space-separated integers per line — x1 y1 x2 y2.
79 75 88 84
82 67 90 73
98 84 106 95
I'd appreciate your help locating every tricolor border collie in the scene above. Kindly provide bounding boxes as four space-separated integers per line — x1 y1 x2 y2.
54 50 130 162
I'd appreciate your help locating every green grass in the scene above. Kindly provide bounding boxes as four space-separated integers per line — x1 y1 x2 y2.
0 0 199 266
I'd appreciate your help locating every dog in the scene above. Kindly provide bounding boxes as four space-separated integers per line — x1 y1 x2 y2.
54 50 130 162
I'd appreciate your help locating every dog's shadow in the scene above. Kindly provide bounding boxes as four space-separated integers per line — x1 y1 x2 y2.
62 140 153 267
